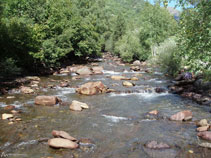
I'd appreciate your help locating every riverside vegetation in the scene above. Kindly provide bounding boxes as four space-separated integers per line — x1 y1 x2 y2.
0 0 210 80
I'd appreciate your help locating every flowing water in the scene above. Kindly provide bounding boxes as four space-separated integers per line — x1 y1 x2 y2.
0 58 211 158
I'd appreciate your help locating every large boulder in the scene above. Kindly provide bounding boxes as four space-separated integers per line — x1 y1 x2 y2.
20 86 34 94
76 66 92 75
76 81 107 95
35 96 59 106
92 66 103 74
52 130 77 141
197 131 211 141
48 138 78 149
170 110 192 121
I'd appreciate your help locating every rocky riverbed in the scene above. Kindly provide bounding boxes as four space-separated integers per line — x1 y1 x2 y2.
0 53 211 158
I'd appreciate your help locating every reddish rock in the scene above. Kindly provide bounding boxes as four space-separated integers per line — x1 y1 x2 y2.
197 131 211 141
20 86 34 94
76 66 92 75
111 76 127 80
48 138 78 149
52 130 77 141
70 100 89 111
35 96 59 106
149 110 158 115
145 141 170 149
92 66 103 74
76 81 107 95
4 105 15 110
170 110 192 121
197 126 209 132
130 66 140 71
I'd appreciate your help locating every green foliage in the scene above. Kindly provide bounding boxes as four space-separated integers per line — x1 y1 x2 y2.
0 58 21 78
151 37 181 76
177 0 211 74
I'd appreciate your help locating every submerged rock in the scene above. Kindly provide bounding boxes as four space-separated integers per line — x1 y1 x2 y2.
155 87 166 93
199 142 211 149
35 96 60 106
52 130 77 141
170 110 192 121
48 138 78 149
145 141 170 149
197 131 211 141
76 81 107 95
70 100 89 111
122 81 134 87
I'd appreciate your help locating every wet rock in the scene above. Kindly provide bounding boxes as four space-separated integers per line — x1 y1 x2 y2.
155 87 166 93
11 110 19 114
25 76 40 81
133 60 141 66
60 68 70 74
149 110 158 115
52 130 77 141
111 76 127 80
35 96 60 106
130 77 139 81
199 142 211 149
6 96 15 99
2 113 13 120
91 63 99 66
197 126 209 132
70 100 89 111
60 82 69 87
4 105 15 110
72 76 81 80
170 110 192 121
20 86 34 94
79 138 94 145
76 81 107 95
106 89 116 93
92 66 103 74
130 66 140 71
197 119 209 127
76 66 92 75
48 138 78 149
197 131 211 141
145 141 170 149
122 81 134 87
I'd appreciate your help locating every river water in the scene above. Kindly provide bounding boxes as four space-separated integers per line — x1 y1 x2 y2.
0 57 210 158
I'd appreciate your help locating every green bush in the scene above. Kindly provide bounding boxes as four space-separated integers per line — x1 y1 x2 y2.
151 37 181 76
0 58 21 78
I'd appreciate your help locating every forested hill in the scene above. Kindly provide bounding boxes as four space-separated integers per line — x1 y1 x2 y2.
0 0 210 81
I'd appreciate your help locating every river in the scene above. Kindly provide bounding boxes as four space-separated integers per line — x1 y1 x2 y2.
0 55 210 158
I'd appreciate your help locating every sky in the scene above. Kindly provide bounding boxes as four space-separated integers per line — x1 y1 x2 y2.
149 0 182 10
